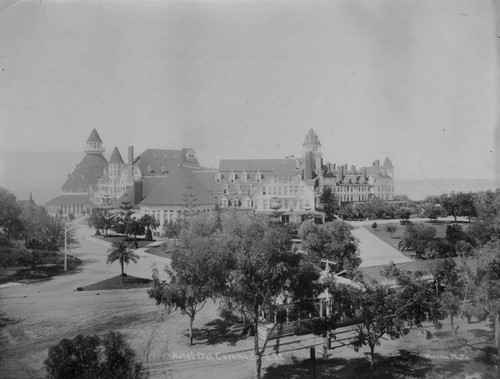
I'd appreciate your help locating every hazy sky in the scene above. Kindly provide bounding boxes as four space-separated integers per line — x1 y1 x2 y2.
0 0 498 181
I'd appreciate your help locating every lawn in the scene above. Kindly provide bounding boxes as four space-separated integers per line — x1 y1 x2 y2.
92 234 155 249
145 239 177 258
364 220 472 258
78 274 151 291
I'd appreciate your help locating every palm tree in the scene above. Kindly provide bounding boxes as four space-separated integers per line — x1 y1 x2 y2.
106 241 139 283
37 217 79 252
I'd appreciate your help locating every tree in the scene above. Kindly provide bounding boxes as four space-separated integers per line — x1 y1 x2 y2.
300 220 361 276
126 218 145 248
148 231 227 345
424 204 446 223
346 265 442 369
140 214 159 241
445 224 468 251
219 220 321 379
473 190 500 222
162 219 183 247
18 203 51 269
114 201 134 239
182 183 198 217
106 241 139 283
88 209 105 235
37 217 79 252
440 192 476 222
398 224 436 258
385 224 397 238
395 207 412 224
318 186 339 221
359 197 387 220
88 207 114 236
0 187 23 242
44 332 147 379
468 240 500 350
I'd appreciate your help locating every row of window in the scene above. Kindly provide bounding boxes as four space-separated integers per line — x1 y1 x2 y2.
143 208 213 223
262 185 305 196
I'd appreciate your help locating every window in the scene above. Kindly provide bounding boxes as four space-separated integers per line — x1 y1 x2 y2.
262 186 266 195
263 200 268 209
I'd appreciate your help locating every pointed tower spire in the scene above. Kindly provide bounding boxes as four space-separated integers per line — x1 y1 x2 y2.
109 147 124 165
84 129 105 154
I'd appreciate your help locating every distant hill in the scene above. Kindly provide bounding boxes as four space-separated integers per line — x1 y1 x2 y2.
0 151 82 204
396 178 500 201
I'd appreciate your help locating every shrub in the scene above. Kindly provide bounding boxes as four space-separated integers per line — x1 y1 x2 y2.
145 229 153 241
372 222 377 229
44 332 147 379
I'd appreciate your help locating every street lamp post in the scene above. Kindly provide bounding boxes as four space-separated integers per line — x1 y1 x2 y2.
64 226 67 271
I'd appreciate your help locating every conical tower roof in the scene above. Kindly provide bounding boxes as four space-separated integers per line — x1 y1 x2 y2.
109 147 124 164
303 129 321 147
383 157 394 169
87 128 103 143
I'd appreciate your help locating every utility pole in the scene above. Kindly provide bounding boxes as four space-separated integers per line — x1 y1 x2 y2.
64 226 67 271
310 347 316 379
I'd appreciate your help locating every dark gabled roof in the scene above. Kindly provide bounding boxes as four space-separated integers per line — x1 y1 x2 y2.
192 170 220 192
303 129 321 147
133 148 201 176
383 157 394 169
45 194 92 206
219 159 302 177
113 183 142 209
87 128 103 143
109 147 124 164
62 153 108 192
140 166 216 206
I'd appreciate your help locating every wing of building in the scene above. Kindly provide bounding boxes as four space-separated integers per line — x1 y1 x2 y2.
45 128 394 223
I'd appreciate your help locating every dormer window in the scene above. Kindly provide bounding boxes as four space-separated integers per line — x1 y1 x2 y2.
255 171 262 183
147 165 154 173
241 171 248 183
215 172 222 183
229 171 236 183
161 166 168 175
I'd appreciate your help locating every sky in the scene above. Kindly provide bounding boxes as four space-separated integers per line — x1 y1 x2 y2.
0 0 498 182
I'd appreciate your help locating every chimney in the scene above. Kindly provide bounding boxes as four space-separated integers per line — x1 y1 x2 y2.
128 146 134 166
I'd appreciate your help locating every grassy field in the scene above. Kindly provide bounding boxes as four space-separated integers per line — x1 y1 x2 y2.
92 234 155 249
79 274 151 291
364 220 472 257
145 240 177 258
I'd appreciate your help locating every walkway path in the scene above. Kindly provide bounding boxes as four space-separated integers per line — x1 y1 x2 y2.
351 227 412 268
